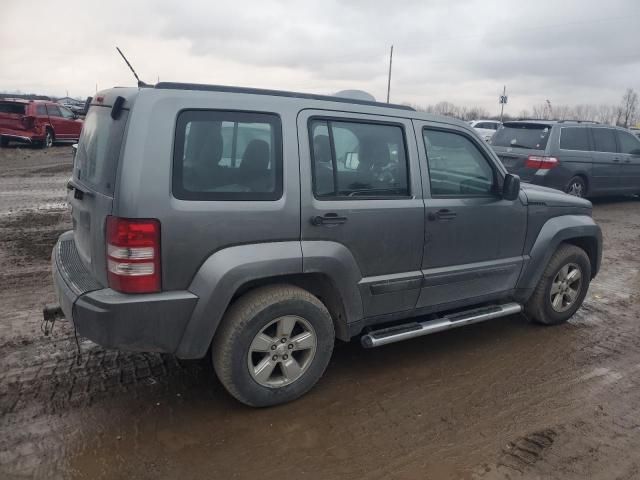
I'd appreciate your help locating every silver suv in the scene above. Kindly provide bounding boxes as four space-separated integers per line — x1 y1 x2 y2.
50 83 602 406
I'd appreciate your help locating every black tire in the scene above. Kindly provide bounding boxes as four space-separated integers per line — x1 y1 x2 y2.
525 244 591 325
0 137 9 147
41 129 53 149
565 176 587 198
212 284 335 407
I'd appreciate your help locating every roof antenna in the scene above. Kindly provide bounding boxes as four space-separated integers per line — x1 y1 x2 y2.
116 47 149 87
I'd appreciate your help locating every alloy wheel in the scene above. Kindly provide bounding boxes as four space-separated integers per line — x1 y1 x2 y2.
549 262 582 313
247 315 317 388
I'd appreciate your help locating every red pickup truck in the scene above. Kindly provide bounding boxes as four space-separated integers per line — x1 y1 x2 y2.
0 99 83 148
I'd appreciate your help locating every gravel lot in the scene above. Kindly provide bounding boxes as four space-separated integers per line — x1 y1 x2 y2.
1 146 639 480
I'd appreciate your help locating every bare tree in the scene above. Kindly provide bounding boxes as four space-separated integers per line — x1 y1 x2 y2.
619 88 639 128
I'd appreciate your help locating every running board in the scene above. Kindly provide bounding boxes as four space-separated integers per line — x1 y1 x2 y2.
360 303 522 348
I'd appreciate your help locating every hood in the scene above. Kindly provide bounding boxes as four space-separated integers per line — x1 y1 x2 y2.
521 183 592 209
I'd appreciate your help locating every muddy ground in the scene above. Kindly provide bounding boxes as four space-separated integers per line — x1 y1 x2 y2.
0 145 639 480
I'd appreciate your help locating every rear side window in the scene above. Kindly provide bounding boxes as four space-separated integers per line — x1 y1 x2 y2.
560 127 590 151
591 128 617 153
173 110 282 201
309 119 409 198
492 123 551 150
46 104 62 117
617 130 640 154
74 106 129 195
0 102 26 114
423 129 495 196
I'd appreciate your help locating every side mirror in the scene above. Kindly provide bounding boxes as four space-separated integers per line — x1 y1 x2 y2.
503 173 520 201
630 149 640 156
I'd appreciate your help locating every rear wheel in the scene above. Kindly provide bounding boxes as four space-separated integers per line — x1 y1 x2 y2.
41 129 53 149
212 284 335 407
565 176 587 198
526 244 591 325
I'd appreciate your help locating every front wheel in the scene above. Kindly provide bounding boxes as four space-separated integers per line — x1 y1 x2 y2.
212 285 335 407
526 244 591 325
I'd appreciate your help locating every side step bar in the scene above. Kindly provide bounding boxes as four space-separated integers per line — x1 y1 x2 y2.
361 303 522 348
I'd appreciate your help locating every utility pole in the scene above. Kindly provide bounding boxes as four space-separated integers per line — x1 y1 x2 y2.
499 85 507 122
386 45 393 103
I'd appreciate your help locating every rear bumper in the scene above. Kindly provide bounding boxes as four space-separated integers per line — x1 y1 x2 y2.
52 231 198 353
0 127 44 143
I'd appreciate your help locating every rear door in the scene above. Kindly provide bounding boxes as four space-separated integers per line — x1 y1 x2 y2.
69 103 129 285
45 104 69 139
491 122 552 181
414 121 527 309
616 129 640 192
298 109 425 318
589 127 622 194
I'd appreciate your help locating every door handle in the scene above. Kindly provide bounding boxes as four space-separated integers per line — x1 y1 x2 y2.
428 209 457 221
613 158 621 163
311 213 348 226
624 159 631 163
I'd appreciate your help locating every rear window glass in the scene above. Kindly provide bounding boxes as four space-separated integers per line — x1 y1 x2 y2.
0 102 26 115
74 106 128 195
173 110 283 201
591 128 617 153
560 127 590 151
492 123 551 150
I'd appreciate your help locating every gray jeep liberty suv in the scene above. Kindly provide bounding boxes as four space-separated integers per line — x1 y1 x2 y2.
49 83 602 406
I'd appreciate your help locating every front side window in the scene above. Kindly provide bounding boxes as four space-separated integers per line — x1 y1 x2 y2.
59 106 75 119
617 130 640 154
173 111 282 201
423 129 496 196
309 119 409 198
560 127 590 151
36 104 47 116
591 128 617 153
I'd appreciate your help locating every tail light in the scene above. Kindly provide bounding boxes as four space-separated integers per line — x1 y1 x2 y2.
525 155 559 170
106 216 161 293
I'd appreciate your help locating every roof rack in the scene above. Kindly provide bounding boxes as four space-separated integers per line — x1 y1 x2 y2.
154 82 415 111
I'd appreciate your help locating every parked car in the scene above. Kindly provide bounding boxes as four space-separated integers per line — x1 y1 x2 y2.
0 99 83 147
468 119 501 141
48 84 602 407
491 121 640 198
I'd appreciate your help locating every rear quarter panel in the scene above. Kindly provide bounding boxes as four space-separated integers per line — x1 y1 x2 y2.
114 89 302 290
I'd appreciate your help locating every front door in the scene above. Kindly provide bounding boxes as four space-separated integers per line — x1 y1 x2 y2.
298 109 425 318
413 121 527 309
590 127 622 194
616 129 640 192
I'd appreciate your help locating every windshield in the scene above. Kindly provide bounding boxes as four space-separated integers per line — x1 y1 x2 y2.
74 105 128 195
492 123 551 150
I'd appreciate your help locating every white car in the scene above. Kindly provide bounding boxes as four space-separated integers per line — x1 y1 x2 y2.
468 120 501 141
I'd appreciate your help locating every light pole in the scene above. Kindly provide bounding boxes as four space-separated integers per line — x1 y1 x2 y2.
499 85 507 123
386 45 393 103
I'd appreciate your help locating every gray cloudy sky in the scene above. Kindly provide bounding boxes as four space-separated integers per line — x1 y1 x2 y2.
1 0 639 114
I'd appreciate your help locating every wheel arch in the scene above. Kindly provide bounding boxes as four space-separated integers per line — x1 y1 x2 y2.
175 241 362 359
516 215 602 300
